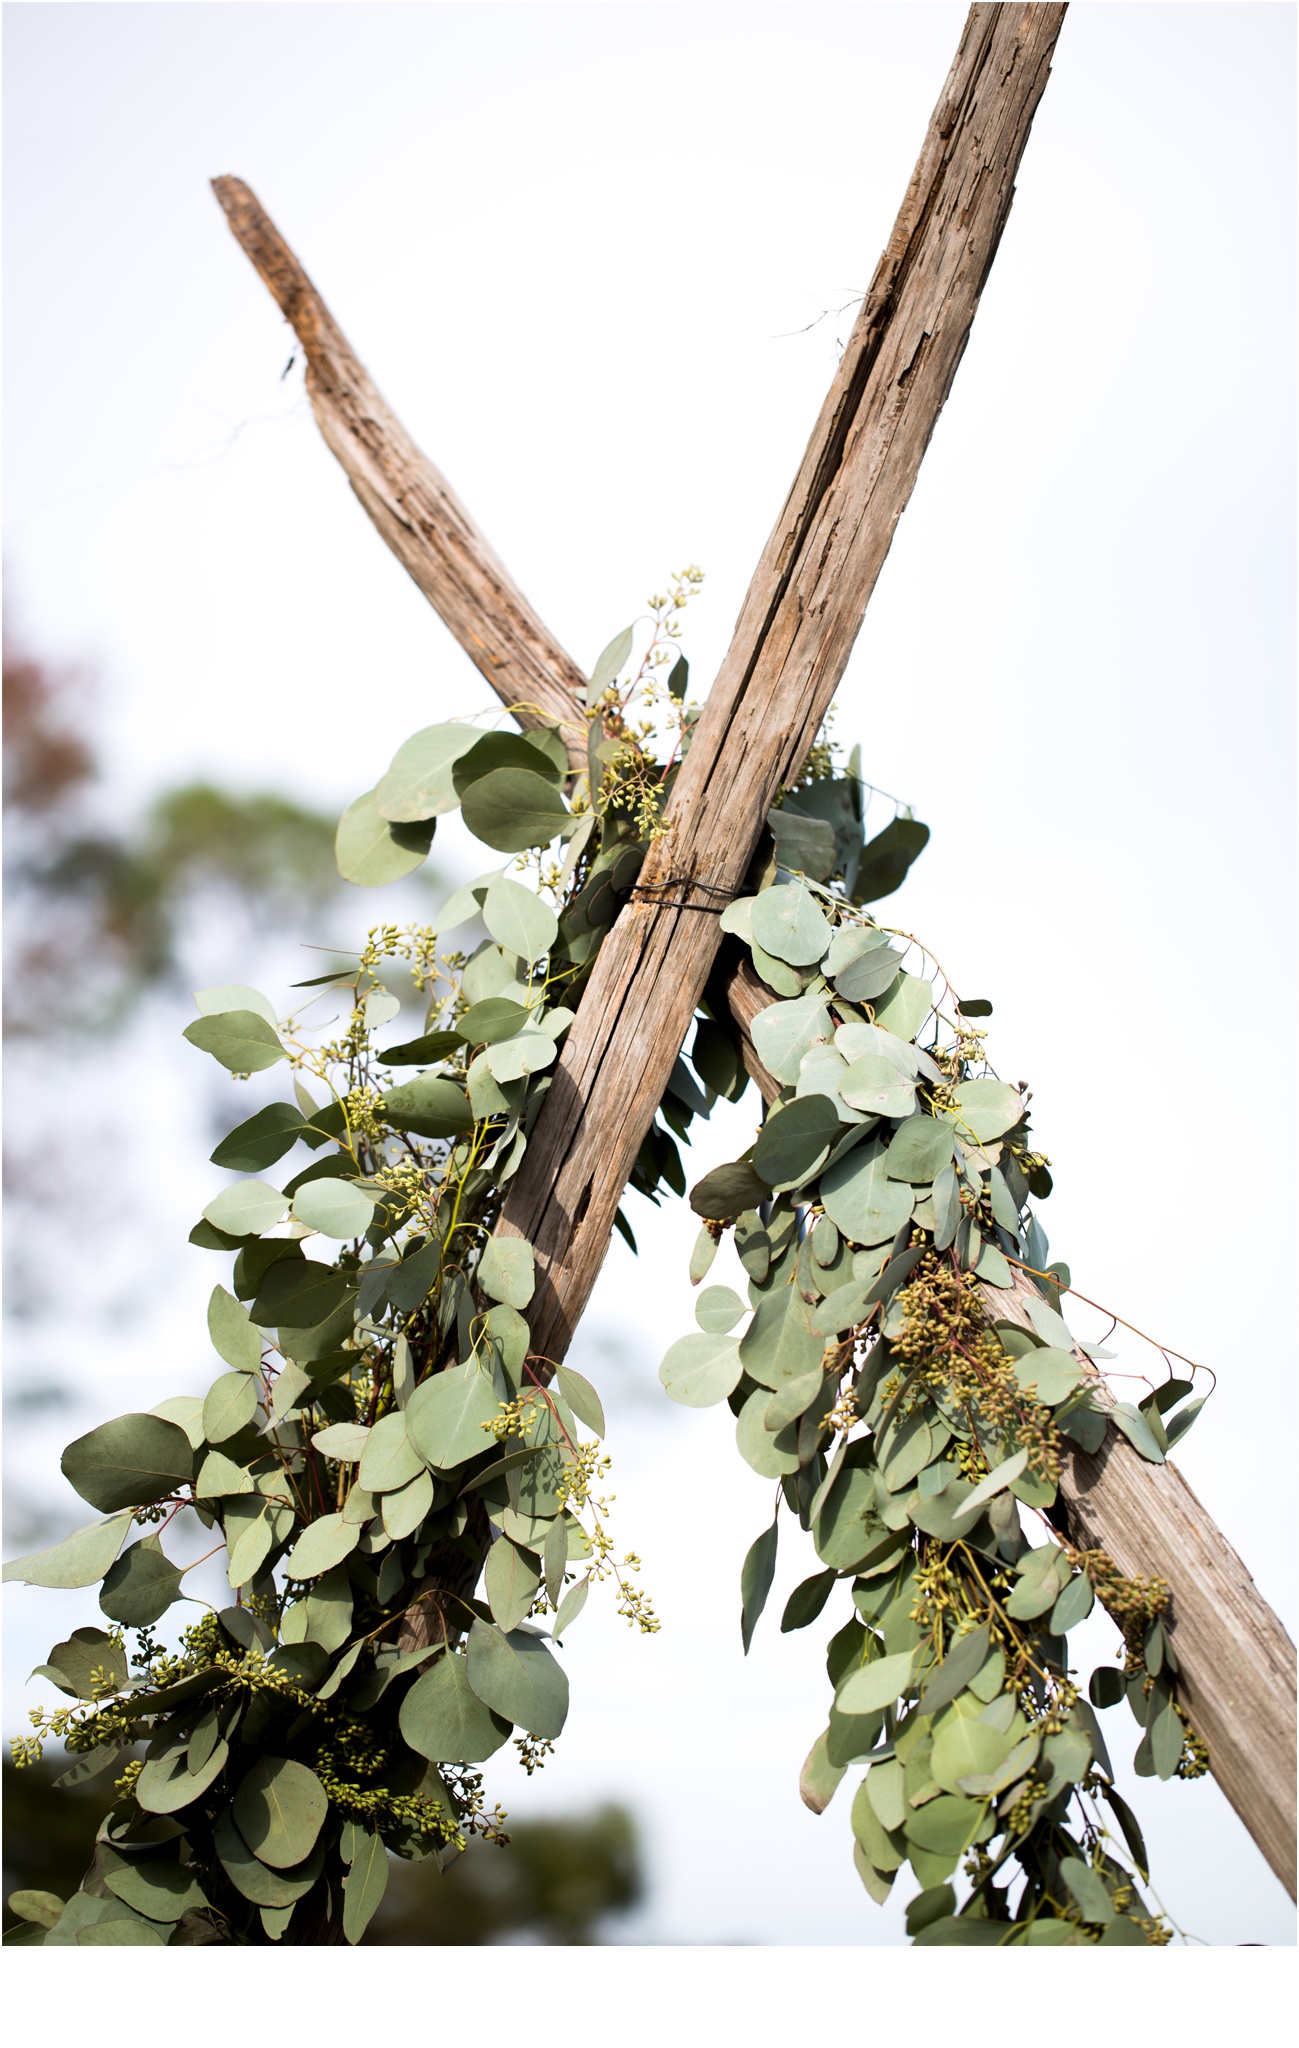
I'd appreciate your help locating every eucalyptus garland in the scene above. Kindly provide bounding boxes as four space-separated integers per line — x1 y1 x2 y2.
659 861 1211 1946
4 578 1207 1948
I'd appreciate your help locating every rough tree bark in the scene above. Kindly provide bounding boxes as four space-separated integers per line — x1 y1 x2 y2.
214 2 1295 1900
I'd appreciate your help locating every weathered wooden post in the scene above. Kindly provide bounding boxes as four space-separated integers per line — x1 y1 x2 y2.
215 0 1295 1903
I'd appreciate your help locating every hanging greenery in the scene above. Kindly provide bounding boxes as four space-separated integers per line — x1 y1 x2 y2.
659 837 1211 1946
4 577 1208 1947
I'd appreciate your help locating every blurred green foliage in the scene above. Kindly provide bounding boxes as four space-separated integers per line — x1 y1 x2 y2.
3 637 352 1032
2 1760 642 1945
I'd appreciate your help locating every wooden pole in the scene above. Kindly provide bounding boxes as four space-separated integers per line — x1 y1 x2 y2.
498 0 1067 1358
213 3 1295 1899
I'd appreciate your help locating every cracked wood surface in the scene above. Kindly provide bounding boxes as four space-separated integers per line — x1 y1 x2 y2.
497 2 1067 1359
215 1 1294 1900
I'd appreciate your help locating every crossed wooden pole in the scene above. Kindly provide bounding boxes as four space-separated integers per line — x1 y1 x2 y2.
213 3 1294 1901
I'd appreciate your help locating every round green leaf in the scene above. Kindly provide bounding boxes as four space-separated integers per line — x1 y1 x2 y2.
292 1179 376 1240
7 1890 65 1929
1010 1346 1084 1406
208 1285 262 1370
380 1467 434 1541
210 1103 305 1174
459 997 531 1044
184 1009 287 1075
283 1513 360 1579
214 1808 326 1907
689 1159 772 1220
735 1387 800 1477
460 768 570 852
135 1738 229 1816
749 995 834 1085
376 723 482 821
202 1179 290 1237
750 882 833 967
202 1369 259 1445
310 1423 370 1462
99 1540 185 1628
399 1651 513 1763
885 1116 956 1183
485 1534 542 1632
833 941 904 1002
379 1074 476 1140
1050 1571 1095 1635
752 1094 841 1188
61 1414 193 1515
694 1285 745 1335
838 1056 916 1119
946 1077 1025 1143
233 1757 328 1870
930 1710 1016 1795
872 972 933 1041
659 1331 743 1408
836 1648 917 1717
478 1236 536 1310
406 1360 502 1470
482 877 559 964
357 1411 423 1494
465 1620 569 1737
336 788 434 886
103 1859 207 1924
819 1137 914 1247
555 1365 604 1438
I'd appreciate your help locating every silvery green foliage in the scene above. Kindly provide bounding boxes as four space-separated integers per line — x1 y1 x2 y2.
661 853 1209 1946
4 692 693 1948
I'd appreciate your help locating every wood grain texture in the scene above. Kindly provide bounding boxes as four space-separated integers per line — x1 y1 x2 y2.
211 175 590 766
214 3 1295 1904
733 977 1297 1900
499 3 1067 1359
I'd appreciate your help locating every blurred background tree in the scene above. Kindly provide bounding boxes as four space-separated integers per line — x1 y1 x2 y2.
1 1760 643 1946
3 632 346 1035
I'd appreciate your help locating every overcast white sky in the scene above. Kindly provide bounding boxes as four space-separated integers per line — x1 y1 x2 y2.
3 0 1295 1958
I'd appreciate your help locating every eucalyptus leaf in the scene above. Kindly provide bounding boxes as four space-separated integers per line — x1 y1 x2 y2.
336 788 434 885
659 1331 743 1409
740 1518 779 1655
342 1827 390 1945
406 1360 503 1469
749 995 833 1086
460 768 570 852
483 878 559 964
478 1236 536 1310
819 1138 914 1247
61 1414 193 1515
555 1366 604 1438
208 1286 263 1371
292 1179 376 1240
465 1620 568 1737
3 1511 131 1590
283 1514 360 1579
233 1757 328 1870
184 1009 287 1075
376 722 482 822
750 882 832 967
693 1285 745 1335
203 1179 290 1237
99 1540 185 1628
